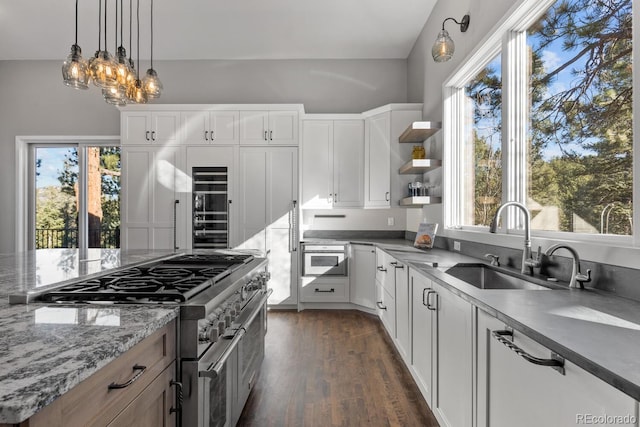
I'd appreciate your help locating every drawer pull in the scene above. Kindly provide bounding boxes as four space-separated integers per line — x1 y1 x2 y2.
315 288 335 293
492 330 565 375
376 301 387 310
170 380 183 414
108 364 147 389
377 266 387 272
425 290 437 311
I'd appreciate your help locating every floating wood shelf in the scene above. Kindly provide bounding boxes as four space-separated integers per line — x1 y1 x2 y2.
398 121 442 143
399 196 442 207
398 159 442 174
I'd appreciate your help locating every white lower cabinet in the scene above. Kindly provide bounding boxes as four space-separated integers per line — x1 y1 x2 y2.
477 309 639 427
300 276 349 302
410 270 436 406
394 260 411 364
349 244 376 309
376 281 396 337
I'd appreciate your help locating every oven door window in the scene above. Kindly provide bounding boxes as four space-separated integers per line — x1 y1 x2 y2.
200 354 235 427
311 255 340 267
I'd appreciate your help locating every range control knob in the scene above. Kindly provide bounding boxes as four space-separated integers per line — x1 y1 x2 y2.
198 328 210 342
234 302 242 313
208 325 220 343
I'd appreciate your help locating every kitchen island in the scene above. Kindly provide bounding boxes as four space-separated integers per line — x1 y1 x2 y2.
0 249 179 425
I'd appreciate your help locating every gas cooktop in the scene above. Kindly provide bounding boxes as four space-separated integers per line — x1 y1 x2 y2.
37 252 255 305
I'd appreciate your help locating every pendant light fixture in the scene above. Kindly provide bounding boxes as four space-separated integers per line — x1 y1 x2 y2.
126 0 148 104
90 0 118 88
62 0 90 89
142 0 162 99
62 0 161 105
103 0 127 105
432 14 470 63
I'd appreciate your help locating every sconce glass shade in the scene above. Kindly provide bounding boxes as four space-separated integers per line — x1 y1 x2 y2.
126 78 148 104
432 29 455 62
89 50 119 89
62 44 90 89
142 68 162 99
102 85 127 105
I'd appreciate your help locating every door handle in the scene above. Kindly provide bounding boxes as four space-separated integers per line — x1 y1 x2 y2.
269 130 273 140
204 130 209 141
422 288 433 307
376 301 387 310
145 130 150 141
264 130 268 141
210 130 215 140
151 131 156 141
173 199 179 250
377 265 387 272
385 191 390 201
426 290 437 310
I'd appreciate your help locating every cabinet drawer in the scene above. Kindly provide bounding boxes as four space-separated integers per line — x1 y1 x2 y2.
376 282 396 338
28 320 176 427
300 278 349 302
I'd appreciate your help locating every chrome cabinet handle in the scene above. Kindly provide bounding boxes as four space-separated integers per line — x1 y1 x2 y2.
205 130 209 141
108 364 147 389
292 200 298 252
145 130 150 141
315 288 335 293
426 290 437 310
492 330 565 375
173 199 179 250
385 191 390 201
151 131 156 141
169 380 183 414
376 301 387 310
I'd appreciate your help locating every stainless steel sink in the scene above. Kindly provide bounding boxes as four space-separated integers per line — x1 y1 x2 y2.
444 263 553 290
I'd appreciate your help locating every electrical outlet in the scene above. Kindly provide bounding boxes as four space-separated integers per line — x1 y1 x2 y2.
387 217 395 226
453 241 461 251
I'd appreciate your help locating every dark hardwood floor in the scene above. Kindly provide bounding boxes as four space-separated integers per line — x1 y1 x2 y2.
237 310 439 427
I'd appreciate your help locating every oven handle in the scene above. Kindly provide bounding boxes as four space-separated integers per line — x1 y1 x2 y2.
198 289 272 379
199 329 246 379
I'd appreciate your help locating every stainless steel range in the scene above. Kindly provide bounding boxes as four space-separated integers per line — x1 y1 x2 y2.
22 250 270 427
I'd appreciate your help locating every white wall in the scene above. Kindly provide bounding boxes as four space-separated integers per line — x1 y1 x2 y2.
0 58 408 253
406 0 516 232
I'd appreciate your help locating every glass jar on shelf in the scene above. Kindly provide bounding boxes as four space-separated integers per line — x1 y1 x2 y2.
412 145 426 159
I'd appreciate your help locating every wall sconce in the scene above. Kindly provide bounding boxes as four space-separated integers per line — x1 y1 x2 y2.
432 14 470 63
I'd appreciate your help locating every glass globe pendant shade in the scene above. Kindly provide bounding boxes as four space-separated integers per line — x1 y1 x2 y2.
126 78 148 104
90 50 119 88
115 47 135 88
142 68 162 99
102 85 127 105
62 44 90 89
432 29 455 62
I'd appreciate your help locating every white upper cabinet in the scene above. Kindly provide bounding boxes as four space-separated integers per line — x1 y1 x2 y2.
121 111 181 145
181 111 239 144
239 111 299 145
301 118 364 209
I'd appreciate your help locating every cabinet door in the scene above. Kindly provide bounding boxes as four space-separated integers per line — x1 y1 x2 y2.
267 227 298 305
332 120 364 207
410 270 435 406
301 120 333 208
349 244 376 309
394 261 411 363
268 111 299 145
477 310 638 427
364 112 391 207
121 112 151 145
181 111 209 144
107 361 176 427
239 111 269 145
151 112 180 145
211 111 239 144
120 146 185 250
238 148 268 250
433 282 473 427
267 147 298 228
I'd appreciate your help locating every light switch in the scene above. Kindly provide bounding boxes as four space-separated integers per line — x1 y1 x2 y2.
387 217 395 226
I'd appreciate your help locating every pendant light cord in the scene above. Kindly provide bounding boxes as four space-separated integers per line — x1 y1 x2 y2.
104 0 108 51
129 0 133 62
136 0 140 78
120 0 124 48
115 0 118 48
98 0 102 50
74 0 79 45
150 0 154 69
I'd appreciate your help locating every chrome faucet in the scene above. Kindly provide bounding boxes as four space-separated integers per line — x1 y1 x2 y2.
489 201 541 275
544 244 592 289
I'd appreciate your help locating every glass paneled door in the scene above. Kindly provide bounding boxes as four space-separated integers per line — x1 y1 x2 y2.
33 145 121 250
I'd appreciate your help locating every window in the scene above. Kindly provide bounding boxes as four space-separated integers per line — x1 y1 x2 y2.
16 137 121 252
446 0 633 243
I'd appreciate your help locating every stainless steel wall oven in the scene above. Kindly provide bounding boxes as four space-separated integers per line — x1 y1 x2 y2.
302 243 348 276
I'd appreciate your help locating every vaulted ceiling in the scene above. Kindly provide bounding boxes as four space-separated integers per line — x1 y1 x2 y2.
0 0 437 60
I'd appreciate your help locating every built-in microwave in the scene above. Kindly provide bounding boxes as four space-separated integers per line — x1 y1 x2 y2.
302 243 348 276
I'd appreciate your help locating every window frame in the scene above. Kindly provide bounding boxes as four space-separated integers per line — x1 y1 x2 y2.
443 0 639 267
15 135 120 252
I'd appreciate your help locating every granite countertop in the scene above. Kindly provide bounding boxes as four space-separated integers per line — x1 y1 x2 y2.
351 239 640 402
0 249 180 424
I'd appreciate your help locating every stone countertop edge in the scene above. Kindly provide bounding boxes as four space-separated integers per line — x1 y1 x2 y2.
0 306 179 424
311 237 640 402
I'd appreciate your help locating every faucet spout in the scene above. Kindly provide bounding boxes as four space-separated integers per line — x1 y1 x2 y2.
490 201 538 275
544 244 591 289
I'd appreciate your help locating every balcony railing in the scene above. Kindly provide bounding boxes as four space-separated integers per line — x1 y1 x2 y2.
35 228 120 249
